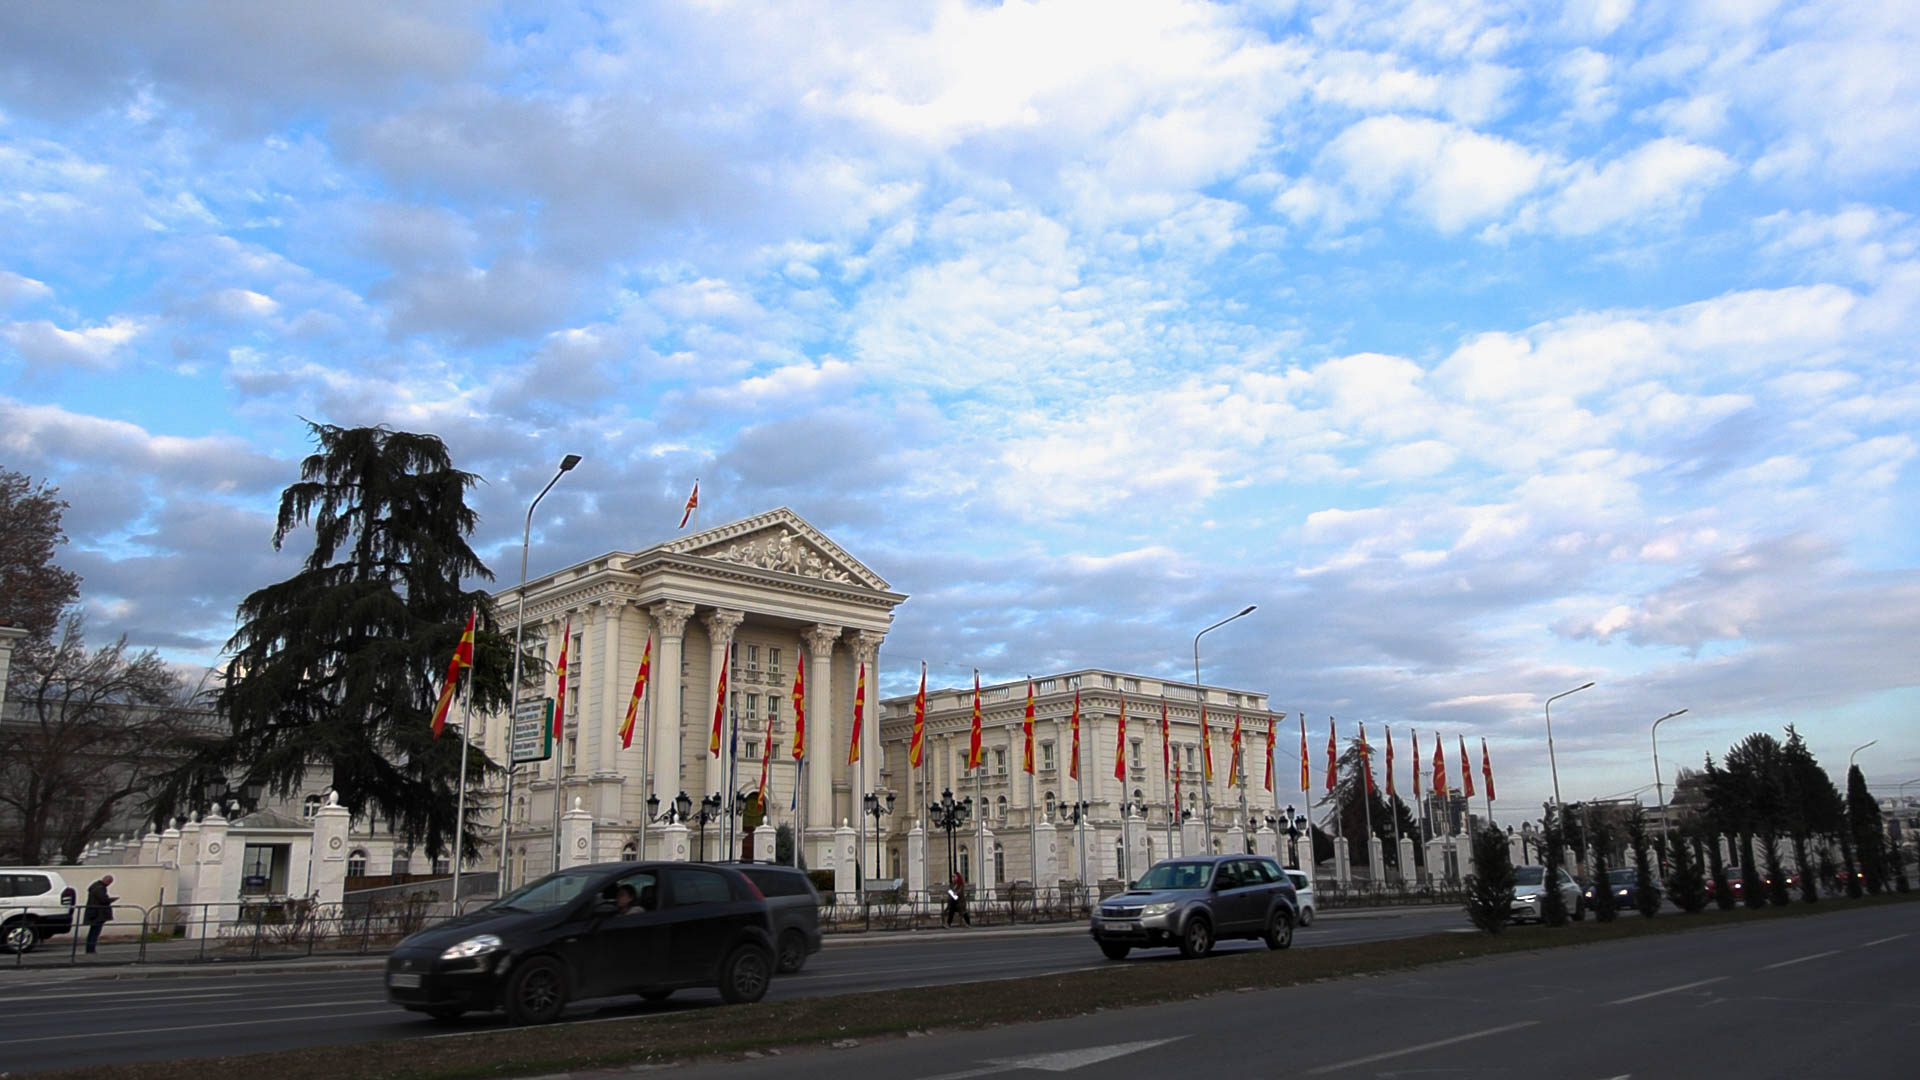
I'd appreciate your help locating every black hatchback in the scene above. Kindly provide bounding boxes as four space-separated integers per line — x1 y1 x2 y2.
386 861 776 1024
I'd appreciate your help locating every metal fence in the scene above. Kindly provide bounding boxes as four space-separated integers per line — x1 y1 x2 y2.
817 884 1098 932
1314 881 1469 908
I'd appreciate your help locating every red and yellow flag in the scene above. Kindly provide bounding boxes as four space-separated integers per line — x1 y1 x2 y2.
1432 733 1448 799
1412 729 1422 799
1201 705 1214 783
1112 692 1127 780
709 644 729 757
678 480 699 529
1324 716 1337 793
967 671 983 770
790 661 806 760
551 615 571 741
847 661 866 766
908 662 926 768
1385 726 1396 797
1022 680 1035 774
1298 713 1309 792
1230 709 1244 785
1159 699 1170 788
758 713 774 802
1263 717 1275 792
1458 734 1475 798
619 635 653 750
430 607 476 737
1481 738 1496 801
1068 690 1081 780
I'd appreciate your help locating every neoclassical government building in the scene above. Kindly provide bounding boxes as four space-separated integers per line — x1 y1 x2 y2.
476 508 904 885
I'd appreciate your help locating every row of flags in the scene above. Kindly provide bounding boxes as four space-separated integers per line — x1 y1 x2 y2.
433 621 1499 811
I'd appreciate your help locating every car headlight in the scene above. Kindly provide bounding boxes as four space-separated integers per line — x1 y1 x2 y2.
1616 888 1630 896
440 934 503 961
1139 902 1177 916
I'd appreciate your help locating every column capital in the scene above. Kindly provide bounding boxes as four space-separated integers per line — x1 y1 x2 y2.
704 606 745 642
802 623 842 659
847 628 886 662
649 600 696 638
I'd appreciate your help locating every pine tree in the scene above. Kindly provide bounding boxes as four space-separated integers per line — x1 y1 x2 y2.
1793 832 1818 903
1464 824 1516 933
1763 834 1791 906
1739 833 1766 909
1845 765 1888 894
1816 848 1838 899
1628 811 1660 918
1840 831 1863 898
1589 825 1616 922
1541 811 1569 927
1668 834 1707 913
1708 836 1735 911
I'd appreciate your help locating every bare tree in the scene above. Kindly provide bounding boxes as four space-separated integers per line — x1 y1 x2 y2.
0 615 196 864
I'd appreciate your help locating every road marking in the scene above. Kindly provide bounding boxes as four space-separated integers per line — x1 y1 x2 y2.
1858 933 1910 949
1760 950 1840 971
1306 1021 1538 1074
918 1038 1186 1080
1605 977 1727 1005
0 975 375 1005
0 1008 397 1046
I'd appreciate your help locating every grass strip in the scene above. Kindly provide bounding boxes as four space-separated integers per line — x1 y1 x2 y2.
42 892 1918 1080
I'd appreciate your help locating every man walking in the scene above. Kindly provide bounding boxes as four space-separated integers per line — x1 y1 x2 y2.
83 874 116 954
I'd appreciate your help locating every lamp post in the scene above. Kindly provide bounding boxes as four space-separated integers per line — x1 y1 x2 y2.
691 793 720 861
1061 798 1091 902
496 453 580 885
928 788 970 888
1849 740 1877 770
1193 604 1257 850
1649 708 1688 870
1121 795 1147 885
863 790 895 887
1542 681 1595 813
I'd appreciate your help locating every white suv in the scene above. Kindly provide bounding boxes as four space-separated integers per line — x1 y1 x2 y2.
1 870 78 953
1283 868 1317 926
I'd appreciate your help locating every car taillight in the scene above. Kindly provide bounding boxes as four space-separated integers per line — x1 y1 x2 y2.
743 876 765 900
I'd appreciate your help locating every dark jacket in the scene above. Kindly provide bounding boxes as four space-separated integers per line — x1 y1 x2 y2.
84 879 115 925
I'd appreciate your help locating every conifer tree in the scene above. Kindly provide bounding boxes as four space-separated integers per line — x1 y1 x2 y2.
1628 810 1660 918
1708 837 1735 911
1541 811 1569 927
1763 835 1792 906
1739 833 1766 909
1464 824 1516 934
1589 824 1616 922
1668 833 1707 913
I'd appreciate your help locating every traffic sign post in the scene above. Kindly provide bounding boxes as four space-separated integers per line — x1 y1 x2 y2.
511 698 554 764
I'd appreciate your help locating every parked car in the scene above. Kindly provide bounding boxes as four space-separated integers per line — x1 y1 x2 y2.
1090 854 1298 960
714 861 822 972
1 870 78 954
1583 867 1662 910
1509 865 1584 923
385 862 775 1024
1283 868 1317 926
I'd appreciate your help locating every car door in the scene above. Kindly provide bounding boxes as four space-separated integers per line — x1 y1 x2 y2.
1212 860 1254 932
578 869 669 999
660 866 742 985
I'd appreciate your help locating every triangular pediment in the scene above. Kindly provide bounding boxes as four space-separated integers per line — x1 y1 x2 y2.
660 508 892 592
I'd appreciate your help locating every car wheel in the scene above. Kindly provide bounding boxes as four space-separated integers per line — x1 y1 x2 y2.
776 930 809 974
504 957 569 1025
640 989 674 1003
1264 909 1294 950
1178 916 1213 959
718 944 772 1005
1299 905 1314 927
1099 941 1131 961
2 919 35 954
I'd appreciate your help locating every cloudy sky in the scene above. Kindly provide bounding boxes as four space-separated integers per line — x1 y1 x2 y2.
3 0 1916 818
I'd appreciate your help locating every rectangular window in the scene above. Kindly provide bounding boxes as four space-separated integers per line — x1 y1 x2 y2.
745 693 758 721
746 644 760 669
571 633 584 713
767 697 780 727
769 647 782 679
993 747 1007 775
1041 741 1055 771
1102 675 1116 688
747 740 760 760
1123 677 1141 692
1038 679 1056 693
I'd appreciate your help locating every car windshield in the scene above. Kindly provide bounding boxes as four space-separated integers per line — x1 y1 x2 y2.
1513 867 1544 886
1608 869 1636 883
488 870 599 912
1134 861 1214 890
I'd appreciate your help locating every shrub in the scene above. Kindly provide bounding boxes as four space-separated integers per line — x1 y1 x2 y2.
1541 815 1569 927
1628 814 1660 919
1463 825 1516 934
1708 839 1735 911
1668 836 1707 913
1762 834 1791 907
1739 835 1767 910
1589 841 1616 923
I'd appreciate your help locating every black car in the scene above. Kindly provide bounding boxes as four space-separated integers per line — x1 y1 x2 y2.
386 861 776 1024
714 862 823 972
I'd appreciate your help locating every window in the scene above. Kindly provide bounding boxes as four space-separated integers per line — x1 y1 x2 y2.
434 855 451 875
768 696 780 727
993 748 1007 775
1102 675 1116 688
1041 741 1055 772
1045 791 1057 817
747 740 760 760
241 843 290 895
769 647 782 678
665 867 734 906
958 845 970 881
993 841 1005 884
1123 678 1140 692
620 843 638 862
1038 679 1056 693
571 632 584 713
346 850 368 878
746 643 760 670
393 849 412 876
745 693 758 721
302 794 322 820
607 869 660 911
1066 675 1082 689
996 795 1008 822
1130 739 1143 770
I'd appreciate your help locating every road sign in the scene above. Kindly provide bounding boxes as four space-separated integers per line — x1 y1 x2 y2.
511 698 554 764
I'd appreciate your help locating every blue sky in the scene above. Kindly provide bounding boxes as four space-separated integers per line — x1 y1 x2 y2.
3 0 1916 818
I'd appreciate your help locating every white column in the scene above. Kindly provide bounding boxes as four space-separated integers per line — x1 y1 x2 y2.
191 809 230 938
1254 823 1278 860
157 822 181 872
1181 818 1204 858
1034 817 1059 887
559 797 595 867
596 600 623 776
1334 836 1352 885
1402 835 1420 882
1507 832 1524 869
1427 837 1449 884
648 601 694 806
176 815 201 907
833 819 859 903
310 792 351 907
702 608 744 799
753 824 777 863
1457 832 1478 881
138 828 160 866
659 821 690 862
1227 821 1247 858
1367 835 1385 883
1123 814 1149 883
907 823 928 899
802 624 841 858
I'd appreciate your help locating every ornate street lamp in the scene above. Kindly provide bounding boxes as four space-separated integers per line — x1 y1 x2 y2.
863 790 895 889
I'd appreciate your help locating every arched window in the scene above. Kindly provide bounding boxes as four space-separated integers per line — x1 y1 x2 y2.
346 849 368 878
996 795 1008 823
1132 788 1144 803
433 854 451 876
302 794 322 820
621 842 638 862
993 841 1005 884
392 849 412 877
958 845 970 881
1044 791 1056 818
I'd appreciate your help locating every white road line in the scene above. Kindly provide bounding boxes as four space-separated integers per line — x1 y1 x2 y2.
1760 950 1840 971
1858 933 1910 949
1305 1021 1538 1074
0 1008 397 1046
1605 976 1728 1006
0 975 376 1005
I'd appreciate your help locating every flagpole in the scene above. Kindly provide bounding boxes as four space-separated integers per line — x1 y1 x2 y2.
638 687 650 860
452 674 472 906
1359 726 1374 883
1388 728 1402 884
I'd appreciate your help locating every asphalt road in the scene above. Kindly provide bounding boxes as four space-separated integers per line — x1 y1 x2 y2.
0 907 1465 1073
656 902 1920 1080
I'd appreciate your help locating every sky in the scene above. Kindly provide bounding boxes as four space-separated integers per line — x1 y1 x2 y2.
2 0 1916 821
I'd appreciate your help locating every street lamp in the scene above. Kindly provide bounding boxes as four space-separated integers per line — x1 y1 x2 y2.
496 453 581 882
1849 740 1877 770
1649 708 1688 869
928 788 971 889
863 790 895 889
1060 798 1091 903
1283 803 1301 869
1193 604 1257 849
1542 681 1595 812
691 794 722 861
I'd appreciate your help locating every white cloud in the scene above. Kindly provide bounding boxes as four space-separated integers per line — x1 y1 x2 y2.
0 269 53 307
1531 137 1736 235
1 315 146 369
1292 115 1552 232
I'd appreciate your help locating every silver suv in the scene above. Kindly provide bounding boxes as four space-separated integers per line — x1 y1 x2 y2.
2 869 78 953
1090 854 1298 960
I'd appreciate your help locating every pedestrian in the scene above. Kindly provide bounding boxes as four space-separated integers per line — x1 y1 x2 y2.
945 870 971 928
84 873 116 954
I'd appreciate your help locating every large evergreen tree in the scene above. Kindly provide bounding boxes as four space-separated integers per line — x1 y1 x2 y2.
167 423 515 860
1628 809 1660 918
1541 809 1569 926
1845 765 1888 894
1464 823 1515 933
1707 832 1735 911
1588 817 1616 922
1321 737 1418 876
1668 833 1707 913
